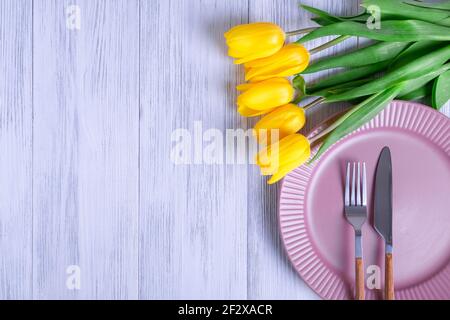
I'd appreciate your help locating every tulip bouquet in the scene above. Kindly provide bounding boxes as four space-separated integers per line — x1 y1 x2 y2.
224 0 450 184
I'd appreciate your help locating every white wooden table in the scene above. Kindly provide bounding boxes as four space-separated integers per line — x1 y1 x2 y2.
0 0 448 300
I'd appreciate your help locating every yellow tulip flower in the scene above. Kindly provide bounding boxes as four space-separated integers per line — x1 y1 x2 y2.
237 78 294 117
256 134 311 184
254 104 306 145
224 22 285 64
245 43 310 82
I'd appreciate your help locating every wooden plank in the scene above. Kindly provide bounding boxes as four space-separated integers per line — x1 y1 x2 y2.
0 0 33 300
1 0 446 300
139 0 248 299
33 0 139 299
247 0 361 299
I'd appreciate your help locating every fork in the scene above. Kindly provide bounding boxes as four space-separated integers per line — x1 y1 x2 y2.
344 162 367 300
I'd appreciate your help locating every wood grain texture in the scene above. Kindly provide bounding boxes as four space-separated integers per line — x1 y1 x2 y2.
33 0 139 299
355 258 365 300
0 0 33 300
139 0 248 299
0 0 449 300
385 253 394 300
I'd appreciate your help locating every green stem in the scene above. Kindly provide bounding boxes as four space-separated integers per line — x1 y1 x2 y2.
308 117 338 144
286 27 318 36
303 97 325 111
309 35 351 54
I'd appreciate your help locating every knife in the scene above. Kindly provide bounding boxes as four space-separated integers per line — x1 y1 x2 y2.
374 146 394 300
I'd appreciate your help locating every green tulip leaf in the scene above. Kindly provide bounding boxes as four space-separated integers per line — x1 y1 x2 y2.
300 4 341 25
362 0 450 26
310 78 373 97
307 60 391 94
403 0 450 11
389 41 443 70
397 63 450 97
311 84 404 162
432 70 450 109
301 4 369 26
304 42 409 74
398 83 433 101
325 45 450 102
311 17 333 26
297 20 450 43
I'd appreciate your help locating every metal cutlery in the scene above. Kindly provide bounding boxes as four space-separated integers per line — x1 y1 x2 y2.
344 162 367 300
374 146 395 300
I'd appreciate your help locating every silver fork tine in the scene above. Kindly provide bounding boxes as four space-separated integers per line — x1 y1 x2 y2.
344 160 367 300
351 162 356 206
356 162 361 206
345 162 350 206
362 162 367 206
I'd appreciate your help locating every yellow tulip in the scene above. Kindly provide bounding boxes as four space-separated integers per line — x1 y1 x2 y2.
256 134 310 184
245 43 310 82
238 105 277 117
224 22 285 64
254 104 306 145
237 78 294 117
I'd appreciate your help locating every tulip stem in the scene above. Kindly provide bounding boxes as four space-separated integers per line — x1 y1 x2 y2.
303 97 325 111
309 117 339 144
310 35 351 54
286 27 318 36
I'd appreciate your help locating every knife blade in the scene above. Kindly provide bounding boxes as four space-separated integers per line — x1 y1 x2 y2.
374 146 393 246
374 146 394 300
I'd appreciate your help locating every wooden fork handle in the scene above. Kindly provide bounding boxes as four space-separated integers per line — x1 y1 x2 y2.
385 253 395 300
355 257 365 300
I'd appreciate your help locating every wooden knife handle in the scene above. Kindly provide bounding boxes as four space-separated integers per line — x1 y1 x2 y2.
385 253 395 300
355 257 365 300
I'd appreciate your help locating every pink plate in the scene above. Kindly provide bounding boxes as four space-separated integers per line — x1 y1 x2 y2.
279 101 450 300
